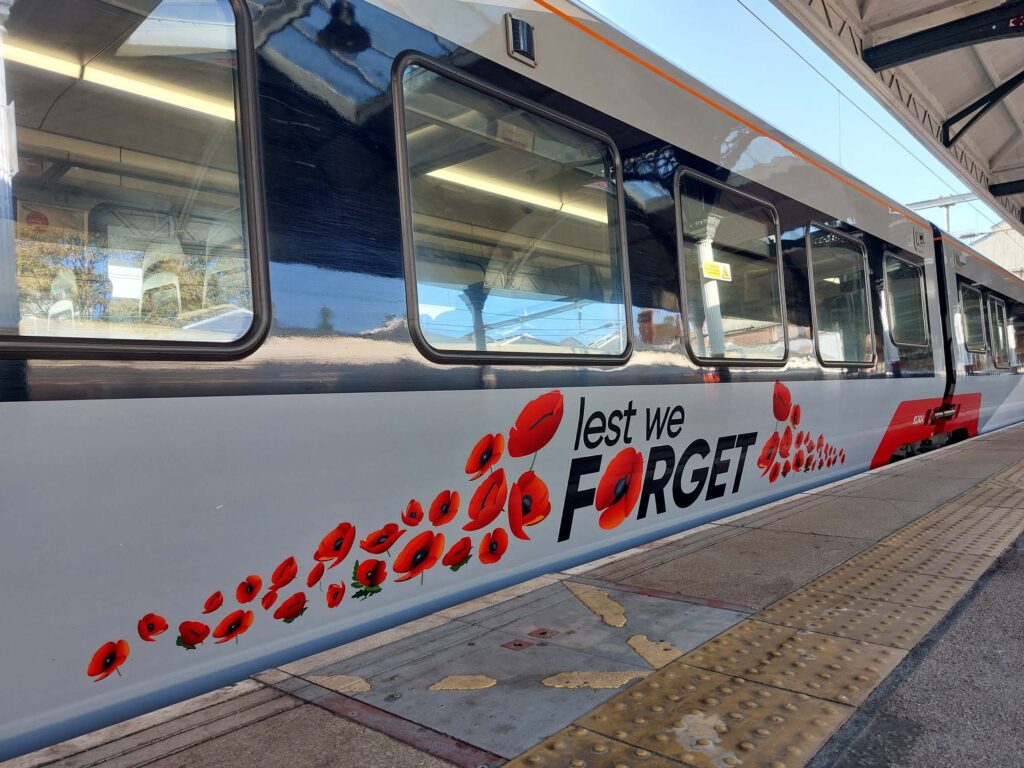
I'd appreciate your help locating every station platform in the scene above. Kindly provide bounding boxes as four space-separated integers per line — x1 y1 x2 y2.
8 425 1024 768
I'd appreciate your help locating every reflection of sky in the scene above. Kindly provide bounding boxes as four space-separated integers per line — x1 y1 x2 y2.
583 0 1010 238
269 262 406 332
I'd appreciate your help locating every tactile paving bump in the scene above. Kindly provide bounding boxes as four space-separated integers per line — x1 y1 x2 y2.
753 588 944 650
846 541 996 581
881 513 1024 558
680 620 904 706
578 664 852 768
506 726 680 768
808 563 971 611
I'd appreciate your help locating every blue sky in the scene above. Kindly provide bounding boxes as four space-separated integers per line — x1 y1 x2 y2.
583 0 1006 238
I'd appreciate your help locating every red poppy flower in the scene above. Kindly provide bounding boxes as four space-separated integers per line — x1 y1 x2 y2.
273 592 307 623
137 613 168 642
314 522 356 569
757 432 780 471
203 591 223 614
442 537 473 570
507 390 564 457
791 404 801 427
326 583 345 608
768 462 781 483
213 610 254 644
817 434 824 452
351 559 387 599
795 430 804 447
479 528 509 564
429 490 460 526
87 640 129 681
307 562 325 588
177 621 210 650
840 450 846 464
465 433 504 480
793 450 806 472
394 531 446 582
772 381 792 422
402 500 424 527
464 469 509 532
818 459 825 470
236 575 262 604
782 460 791 477
779 427 793 458
360 523 406 554
594 448 644 530
261 590 278 611
271 556 298 589
508 471 551 540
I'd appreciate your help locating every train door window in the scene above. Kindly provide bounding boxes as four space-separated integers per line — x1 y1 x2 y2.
0 0 265 355
989 296 1009 368
807 224 874 366
396 57 629 362
960 285 988 353
675 170 786 364
883 253 928 347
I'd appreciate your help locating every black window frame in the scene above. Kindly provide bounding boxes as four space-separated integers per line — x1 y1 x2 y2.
806 222 877 368
673 167 789 368
882 251 930 349
960 283 989 354
392 53 633 366
0 0 270 361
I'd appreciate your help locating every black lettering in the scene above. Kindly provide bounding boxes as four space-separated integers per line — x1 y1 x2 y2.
622 401 637 444
645 406 670 441
666 406 685 438
706 435 737 501
638 445 675 519
732 432 758 494
605 410 623 447
673 439 710 508
573 396 587 451
583 411 606 450
557 455 603 542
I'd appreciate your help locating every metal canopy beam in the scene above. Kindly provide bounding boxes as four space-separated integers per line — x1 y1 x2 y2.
863 0 1024 71
990 178 1024 197
942 68 1024 147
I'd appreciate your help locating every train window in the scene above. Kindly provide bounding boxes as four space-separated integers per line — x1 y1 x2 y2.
396 58 628 361
883 253 928 347
960 285 988 353
807 224 874 366
989 296 1009 368
675 170 786 364
0 0 263 355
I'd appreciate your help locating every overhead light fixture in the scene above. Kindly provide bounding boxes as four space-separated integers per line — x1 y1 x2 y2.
3 39 235 121
426 167 608 223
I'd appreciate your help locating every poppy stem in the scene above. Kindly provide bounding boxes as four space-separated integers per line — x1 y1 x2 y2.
530 452 537 471
115 668 122 677
420 572 424 586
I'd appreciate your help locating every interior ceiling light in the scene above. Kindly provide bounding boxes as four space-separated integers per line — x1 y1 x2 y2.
3 40 235 121
426 167 608 223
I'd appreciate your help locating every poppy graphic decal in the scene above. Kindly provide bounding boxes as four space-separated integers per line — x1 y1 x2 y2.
479 528 509 564
393 530 446 583
177 621 210 650
782 460 791 477
87 640 129 681
273 592 307 623
314 522 356 569
768 462 781 483
236 575 262 604
202 591 223 615
594 448 644 530
793 450 806 472
508 390 564 457
508 471 551 540
307 562 325 588
261 590 278 611
443 537 473 571
757 432 780 473
213 610 254 644
463 469 508 532
429 490 460 527
761 383 845 484
779 427 793 458
402 500 424 527
326 583 345 608
271 556 298 590
137 613 168 643
772 381 792 422
360 523 406 555
351 559 387 599
465 433 504 480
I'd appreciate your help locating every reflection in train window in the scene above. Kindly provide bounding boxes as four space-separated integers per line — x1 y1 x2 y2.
675 172 785 363
398 60 627 359
883 253 928 347
2 0 254 345
989 296 1009 368
960 285 987 354
808 225 874 366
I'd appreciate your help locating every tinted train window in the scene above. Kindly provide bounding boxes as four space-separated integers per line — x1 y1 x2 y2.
2 0 258 349
398 60 628 359
675 172 785 363
808 225 874 366
989 296 1009 368
960 285 987 353
883 253 928 347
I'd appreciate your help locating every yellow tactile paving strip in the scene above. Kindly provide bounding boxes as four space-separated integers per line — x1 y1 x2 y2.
506 457 1024 768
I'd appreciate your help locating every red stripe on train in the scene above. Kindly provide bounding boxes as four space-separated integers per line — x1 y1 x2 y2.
870 394 982 468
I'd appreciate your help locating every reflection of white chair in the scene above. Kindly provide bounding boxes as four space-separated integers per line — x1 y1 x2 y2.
202 223 247 308
47 268 78 332
140 239 185 315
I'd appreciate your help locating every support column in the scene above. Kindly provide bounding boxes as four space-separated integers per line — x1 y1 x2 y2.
696 214 725 357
